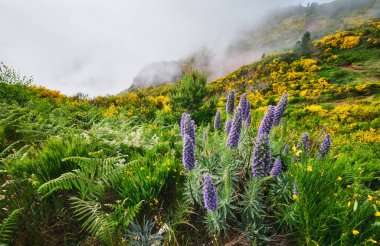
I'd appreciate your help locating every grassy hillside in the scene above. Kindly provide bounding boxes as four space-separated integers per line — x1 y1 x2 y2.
0 20 379 245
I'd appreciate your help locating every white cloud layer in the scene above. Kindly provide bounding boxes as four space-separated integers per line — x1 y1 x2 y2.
0 0 332 96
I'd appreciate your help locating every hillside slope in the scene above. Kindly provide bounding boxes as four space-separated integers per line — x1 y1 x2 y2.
128 0 380 90
0 18 379 246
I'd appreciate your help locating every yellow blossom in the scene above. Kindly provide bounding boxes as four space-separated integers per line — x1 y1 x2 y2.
367 195 373 201
292 146 297 152
347 185 351 189
337 176 343 181
292 194 298 200
347 201 351 207
367 238 377 244
352 230 360 235
296 150 302 157
375 211 380 217
307 166 313 172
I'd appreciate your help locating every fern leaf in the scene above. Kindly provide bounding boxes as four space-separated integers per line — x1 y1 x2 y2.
0 208 23 245
69 197 115 244
37 170 84 196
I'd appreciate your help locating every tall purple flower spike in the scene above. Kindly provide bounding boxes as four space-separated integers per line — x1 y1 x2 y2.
244 101 251 121
226 89 235 115
245 112 252 128
203 173 218 212
202 130 207 149
239 93 249 120
180 113 195 144
273 93 288 126
182 134 195 171
319 134 331 158
284 144 290 155
225 119 232 134
252 134 271 178
301 133 310 156
270 157 282 177
258 106 275 136
214 110 221 130
293 181 298 196
226 107 243 148
180 113 190 138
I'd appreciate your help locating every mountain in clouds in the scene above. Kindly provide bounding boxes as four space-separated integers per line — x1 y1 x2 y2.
126 0 380 91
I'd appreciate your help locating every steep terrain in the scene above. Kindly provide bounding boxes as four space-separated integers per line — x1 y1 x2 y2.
0 18 379 245
127 0 380 90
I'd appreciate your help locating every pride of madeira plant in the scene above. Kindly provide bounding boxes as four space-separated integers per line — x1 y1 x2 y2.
178 91 379 245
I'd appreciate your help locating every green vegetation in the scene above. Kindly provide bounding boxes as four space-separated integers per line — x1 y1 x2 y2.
0 20 379 245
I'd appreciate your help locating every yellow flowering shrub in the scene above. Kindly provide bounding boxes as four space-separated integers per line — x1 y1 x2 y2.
352 128 380 143
305 105 328 117
103 103 118 117
314 31 360 49
341 36 361 49
291 58 321 72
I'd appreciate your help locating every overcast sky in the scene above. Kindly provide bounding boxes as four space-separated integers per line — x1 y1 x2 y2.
0 0 333 96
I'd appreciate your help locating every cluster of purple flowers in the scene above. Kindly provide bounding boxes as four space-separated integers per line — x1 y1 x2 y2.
257 106 275 136
226 107 243 148
252 134 272 178
181 113 196 171
319 134 331 158
273 93 288 126
270 157 282 177
181 113 195 144
203 174 218 212
214 110 221 130
202 130 207 149
226 90 235 115
245 112 252 128
293 181 298 196
301 133 310 156
225 119 232 134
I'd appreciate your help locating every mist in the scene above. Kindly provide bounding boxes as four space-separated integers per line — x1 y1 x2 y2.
0 0 334 96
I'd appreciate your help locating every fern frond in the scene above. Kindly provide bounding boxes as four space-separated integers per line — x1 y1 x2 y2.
69 197 115 244
0 208 23 245
37 170 85 196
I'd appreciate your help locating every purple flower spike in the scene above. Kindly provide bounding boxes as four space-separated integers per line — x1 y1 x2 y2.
226 108 243 148
225 119 232 134
214 110 221 130
245 112 252 128
180 113 190 138
284 144 290 155
319 134 331 158
226 90 235 115
258 106 275 136
273 93 288 126
180 113 196 144
301 133 310 155
293 181 298 196
239 93 249 120
270 157 282 177
203 173 218 212
252 134 271 178
244 101 251 121
182 134 195 171
202 131 207 149
189 120 196 144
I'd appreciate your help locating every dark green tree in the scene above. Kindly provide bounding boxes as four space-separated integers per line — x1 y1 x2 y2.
294 31 312 56
170 70 213 123
170 70 208 112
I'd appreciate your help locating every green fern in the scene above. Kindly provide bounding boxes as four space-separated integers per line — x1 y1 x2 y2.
0 208 23 245
70 197 142 245
70 197 116 244
37 156 127 198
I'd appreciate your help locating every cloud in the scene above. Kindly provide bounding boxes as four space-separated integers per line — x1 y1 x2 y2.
0 0 333 96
